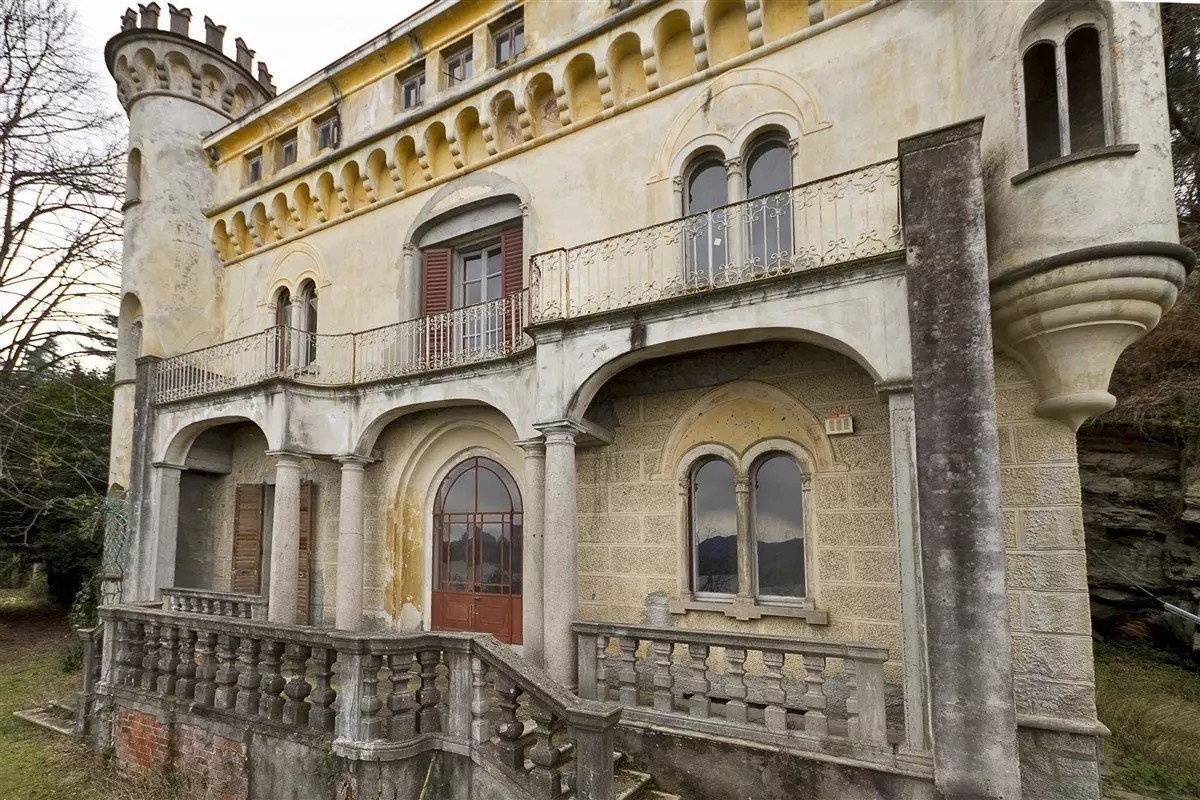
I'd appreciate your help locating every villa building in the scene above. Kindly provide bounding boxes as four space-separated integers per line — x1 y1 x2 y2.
87 1 1192 798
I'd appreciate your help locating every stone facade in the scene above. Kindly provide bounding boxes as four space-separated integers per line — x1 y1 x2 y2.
97 2 1193 799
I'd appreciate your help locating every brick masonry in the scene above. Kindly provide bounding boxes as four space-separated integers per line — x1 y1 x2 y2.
113 708 249 800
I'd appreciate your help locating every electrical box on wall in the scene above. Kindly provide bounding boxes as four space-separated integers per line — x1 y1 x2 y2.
824 412 854 435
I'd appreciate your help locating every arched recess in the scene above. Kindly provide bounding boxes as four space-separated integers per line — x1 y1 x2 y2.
163 51 195 94
525 72 560 137
213 219 234 260
126 148 143 205
250 202 273 245
424 121 455 177
490 91 523 152
340 160 368 211
564 53 603 121
607 32 648 105
396 136 423 189
455 106 488 165
654 9 696 85
269 192 292 239
365 148 396 200
654 68 830 181
116 292 145 382
292 182 316 229
704 0 752 65
315 172 339 221
363 409 523 632
762 0 810 42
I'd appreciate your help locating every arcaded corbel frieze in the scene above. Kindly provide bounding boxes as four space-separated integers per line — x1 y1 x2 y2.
415 144 434 183
553 78 571 128
333 177 353 215
747 0 765 49
691 17 709 72
385 154 404 194
287 201 305 233
515 99 535 142
596 64 614 111
446 131 465 171
641 41 659 92
479 108 499 156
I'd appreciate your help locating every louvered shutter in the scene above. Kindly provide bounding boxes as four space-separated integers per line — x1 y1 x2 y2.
296 480 314 624
421 247 453 364
499 227 524 347
232 484 264 593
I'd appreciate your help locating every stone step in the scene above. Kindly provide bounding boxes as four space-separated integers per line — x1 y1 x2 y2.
12 703 75 737
51 695 78 714
613 768 653 800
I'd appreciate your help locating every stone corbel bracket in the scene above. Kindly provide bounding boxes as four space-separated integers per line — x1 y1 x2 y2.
990 241 1195 430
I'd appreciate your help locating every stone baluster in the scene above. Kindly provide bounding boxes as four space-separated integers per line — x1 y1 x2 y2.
234 636 262 716
469 656 489 744
213 633 240 709
688 644 710 718
594 634 608 700
115 621 133 686
387 653 417 739
157 624 180 696
258 640 286 720
193 632 217 706
308 647 337 733
617 636 638 706
725 647 749 724
174 628 197 700
802 654 828 737
651 640 674 712
446 650 473 741
283 644 313 727
417 649 441 733
762 651 788 732
847 648 887 743
492 674 525 771
359 653 384 741
577 633 604 701
529 703 563 797
140 622 160 693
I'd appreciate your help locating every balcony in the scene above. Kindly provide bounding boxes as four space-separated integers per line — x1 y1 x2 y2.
155 160 901 404
154 291 532 403
529 160 903 321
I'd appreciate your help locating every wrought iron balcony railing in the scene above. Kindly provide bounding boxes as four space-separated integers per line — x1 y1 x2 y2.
529 160 903 322
154 290 531 403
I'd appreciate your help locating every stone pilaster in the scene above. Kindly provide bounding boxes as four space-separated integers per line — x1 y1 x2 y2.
149 462 184 599
899 118 1021 799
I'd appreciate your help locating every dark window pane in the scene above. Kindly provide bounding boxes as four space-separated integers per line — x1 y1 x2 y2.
476 466 512 511
1066 27 1105 152
446 522 470 586
754 455 805 598
745 139 794 267
442 464 475 513
1023 42 1061 167
687 159 727 214
686 158 729 280
692 459 737 594
746 140 790 198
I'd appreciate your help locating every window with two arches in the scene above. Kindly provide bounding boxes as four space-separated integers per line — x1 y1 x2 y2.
1021 11 1110 169
683 134 794 284
690 451 807 601
272 280 318 370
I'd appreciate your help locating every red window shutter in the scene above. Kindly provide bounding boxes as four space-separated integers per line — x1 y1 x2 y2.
422 247 453 315
500 226 523 295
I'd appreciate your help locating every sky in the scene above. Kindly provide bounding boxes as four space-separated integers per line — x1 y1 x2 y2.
76 0 431 116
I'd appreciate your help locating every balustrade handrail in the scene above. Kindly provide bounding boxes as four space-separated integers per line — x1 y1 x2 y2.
99 602 621 799
161 587 269 620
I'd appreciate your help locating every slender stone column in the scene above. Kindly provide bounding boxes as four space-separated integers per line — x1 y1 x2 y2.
899 118 1021 799
334 456 372 631
733 476 754 602
883 385 931 759
266 451 305 625
150 462 184 599
517 438 547 668
536 421 583 688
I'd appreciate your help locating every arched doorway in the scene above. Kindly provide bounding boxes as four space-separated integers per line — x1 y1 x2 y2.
431 456 523 643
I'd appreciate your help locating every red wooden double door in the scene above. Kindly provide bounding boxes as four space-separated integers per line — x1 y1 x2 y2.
431 457 523 644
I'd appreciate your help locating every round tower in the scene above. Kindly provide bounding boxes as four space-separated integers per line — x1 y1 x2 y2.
104 3 275 492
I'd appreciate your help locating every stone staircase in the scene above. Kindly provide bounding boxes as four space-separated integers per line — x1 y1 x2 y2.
13 693 78 737
610 751 681 800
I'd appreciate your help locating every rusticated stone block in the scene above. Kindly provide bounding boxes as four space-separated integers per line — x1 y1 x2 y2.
1011 633 1095 681
609 482 674 513
1013 675 1098 719
813 475 849 510
830 434 890 471
820 584 900 621
610 545 676 576
1022 508 1085 549
1006 552 1088 591
1025 591 1092 634
1001 465 1082 507
814 511 895 547
579 515 639 543
1013 421 1077 464
641 514 677 543
849 473 893 509
577 544 611 573
818 548 851 582
851 549 897 584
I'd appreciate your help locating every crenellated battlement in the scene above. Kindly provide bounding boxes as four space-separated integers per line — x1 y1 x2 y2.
105 3 275 120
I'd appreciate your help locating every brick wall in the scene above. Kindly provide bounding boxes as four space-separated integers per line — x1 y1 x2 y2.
112 707 248 800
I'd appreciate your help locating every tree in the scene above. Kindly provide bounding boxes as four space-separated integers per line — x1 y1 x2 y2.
0 0 123 384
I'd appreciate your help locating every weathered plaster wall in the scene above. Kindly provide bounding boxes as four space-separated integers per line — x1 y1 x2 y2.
576 342 902 676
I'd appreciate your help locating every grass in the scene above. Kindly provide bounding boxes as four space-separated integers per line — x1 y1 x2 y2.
1096 640 1200 799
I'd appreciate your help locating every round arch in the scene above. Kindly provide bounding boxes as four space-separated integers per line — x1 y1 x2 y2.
159 413 275 465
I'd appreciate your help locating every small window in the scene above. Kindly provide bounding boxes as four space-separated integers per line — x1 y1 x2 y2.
126 148 142 204
1022 42 1061 168
1066 27 1105 152
316 115 341 151
444 40 473 87
278 132 298 169
493 17 525 67
400 65 426 110
690 458 738 596
751 454 805 599
246 151 263 183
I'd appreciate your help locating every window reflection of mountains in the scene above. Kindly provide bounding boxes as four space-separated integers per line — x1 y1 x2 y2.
696 535 803 592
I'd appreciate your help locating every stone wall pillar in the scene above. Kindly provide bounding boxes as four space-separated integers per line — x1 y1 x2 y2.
149 462 184 599
883 385 931 760
518 438 547 668
266 451 304 625
537 421 582 688
334 456 371 631
899 118 1021 799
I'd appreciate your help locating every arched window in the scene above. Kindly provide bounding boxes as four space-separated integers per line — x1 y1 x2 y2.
751 453 805 599
1020 10 1110 169
683 153 729 284
432 456 524 643
273 288 291 370
126 148 142 205
689 457 737 595
743 135 793 268
297 280 318 366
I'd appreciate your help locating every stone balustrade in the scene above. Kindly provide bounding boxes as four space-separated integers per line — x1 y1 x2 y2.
99 603 621 800
161 587 269 620
573 620 926 774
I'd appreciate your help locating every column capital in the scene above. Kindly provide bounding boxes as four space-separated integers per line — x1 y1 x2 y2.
334 454 375 469
533 419 587 443
733 476 751 494
515 437 546 457
875 378 914 398
150 461 187 473
265 450 308 466
724 155 744 173
787 137 800 156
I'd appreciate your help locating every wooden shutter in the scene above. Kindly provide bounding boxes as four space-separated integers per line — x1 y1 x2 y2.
231 484 265 593
296 480 314 624
421 247 453 315
500 227 523 295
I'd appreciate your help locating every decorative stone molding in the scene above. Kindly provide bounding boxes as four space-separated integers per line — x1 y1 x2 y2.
990 241 1194 430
